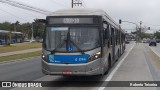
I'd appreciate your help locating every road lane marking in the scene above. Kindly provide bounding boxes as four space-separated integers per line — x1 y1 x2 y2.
98 44 135 90
0 56 40 65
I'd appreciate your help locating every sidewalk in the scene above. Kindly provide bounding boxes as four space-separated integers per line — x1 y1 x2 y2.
105 43 157 90
0 48 41 57
111 44 153 81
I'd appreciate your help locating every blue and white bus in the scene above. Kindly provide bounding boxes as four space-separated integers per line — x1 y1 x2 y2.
41 9 125 76
0 30 24 45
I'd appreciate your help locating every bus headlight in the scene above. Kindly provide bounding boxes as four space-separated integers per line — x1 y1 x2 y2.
88 52 101 62
42 53 46 59
42 53 48 62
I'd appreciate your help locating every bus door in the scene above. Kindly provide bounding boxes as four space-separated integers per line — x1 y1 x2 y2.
111 27 115 61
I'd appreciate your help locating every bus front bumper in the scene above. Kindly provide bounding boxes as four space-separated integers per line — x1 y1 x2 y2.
41 59 102 76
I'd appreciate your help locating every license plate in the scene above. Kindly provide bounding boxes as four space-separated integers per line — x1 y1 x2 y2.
62 70 73 74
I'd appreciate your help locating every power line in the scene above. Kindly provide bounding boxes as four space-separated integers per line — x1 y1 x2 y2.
0 0 51 15
0 8 28 21
3 3 45 18
124 29 136 30
49 0 69 8
81 0 87 8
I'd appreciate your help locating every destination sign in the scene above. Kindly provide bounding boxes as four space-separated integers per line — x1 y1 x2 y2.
48 17 96 24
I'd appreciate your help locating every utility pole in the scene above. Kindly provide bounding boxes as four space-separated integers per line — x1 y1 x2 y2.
72 0 73 8
119 19 139 44
71 0 82 8
139 21 142 42
31 22 34 42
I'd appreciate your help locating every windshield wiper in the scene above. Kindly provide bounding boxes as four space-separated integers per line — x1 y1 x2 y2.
69 39 85 54
51 31 85 54
67 31 85 54
51 39 66 54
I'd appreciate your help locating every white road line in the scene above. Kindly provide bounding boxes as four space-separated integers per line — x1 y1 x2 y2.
0 56 40 65
98 44 135 90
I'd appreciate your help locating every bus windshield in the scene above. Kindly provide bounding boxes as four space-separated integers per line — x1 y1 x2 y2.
45 27 100 52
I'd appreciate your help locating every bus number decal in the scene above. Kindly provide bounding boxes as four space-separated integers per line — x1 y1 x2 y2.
75 58 86 62
63 18 79 23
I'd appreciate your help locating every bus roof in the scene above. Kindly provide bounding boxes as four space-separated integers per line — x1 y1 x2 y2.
12 32 23 34
48 8 121 30
49 8 108 16
0 30 23 34
0 30 9 33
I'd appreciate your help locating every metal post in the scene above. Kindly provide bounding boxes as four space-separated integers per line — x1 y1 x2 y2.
72 0 73 8
31 23 34 42
119 20 139 44
136 26 138 44
139 21 142 42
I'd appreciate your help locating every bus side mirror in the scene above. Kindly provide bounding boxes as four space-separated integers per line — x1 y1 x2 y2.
34 19 46 23
119 19 122 24
103 20 107 24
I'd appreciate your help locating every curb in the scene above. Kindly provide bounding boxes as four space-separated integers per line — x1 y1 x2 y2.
145 44 160 58
150 48 160 58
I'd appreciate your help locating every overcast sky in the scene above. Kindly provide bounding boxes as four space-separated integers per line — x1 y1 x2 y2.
0 0 160 33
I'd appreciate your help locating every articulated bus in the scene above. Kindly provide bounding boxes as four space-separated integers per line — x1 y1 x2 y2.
41 9 125 76
0 30 24 45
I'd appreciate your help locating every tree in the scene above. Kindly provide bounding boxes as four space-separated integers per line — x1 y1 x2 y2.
32 21 45 39
141 32 153 38
21 23 32 39
0 22 12 30
154 31 160 38
0 21 44 40
15 21 20 32
36 23 44 38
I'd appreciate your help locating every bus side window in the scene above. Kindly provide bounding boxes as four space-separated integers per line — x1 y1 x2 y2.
116 30 118 45
118 30 120 44
106 25 109 40
104 23 110 48
103 23 106 45
104 29 107 43
107 25 110 48
115 29 117 45
111 27 114 45
103 21 111 48
103 21 109 46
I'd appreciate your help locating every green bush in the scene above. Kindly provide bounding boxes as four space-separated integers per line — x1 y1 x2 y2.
6 40 10 46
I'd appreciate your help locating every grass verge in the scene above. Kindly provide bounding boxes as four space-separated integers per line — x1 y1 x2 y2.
0 51 41 62
0 42 42 53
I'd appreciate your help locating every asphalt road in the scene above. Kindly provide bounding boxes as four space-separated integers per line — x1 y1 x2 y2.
1 42 160 90
0 57 45 81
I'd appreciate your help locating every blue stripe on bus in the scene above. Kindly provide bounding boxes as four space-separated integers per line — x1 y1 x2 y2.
0 40 6 44
48 54 89 64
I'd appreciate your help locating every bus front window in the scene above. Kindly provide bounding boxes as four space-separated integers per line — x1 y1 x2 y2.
45 27 100 52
